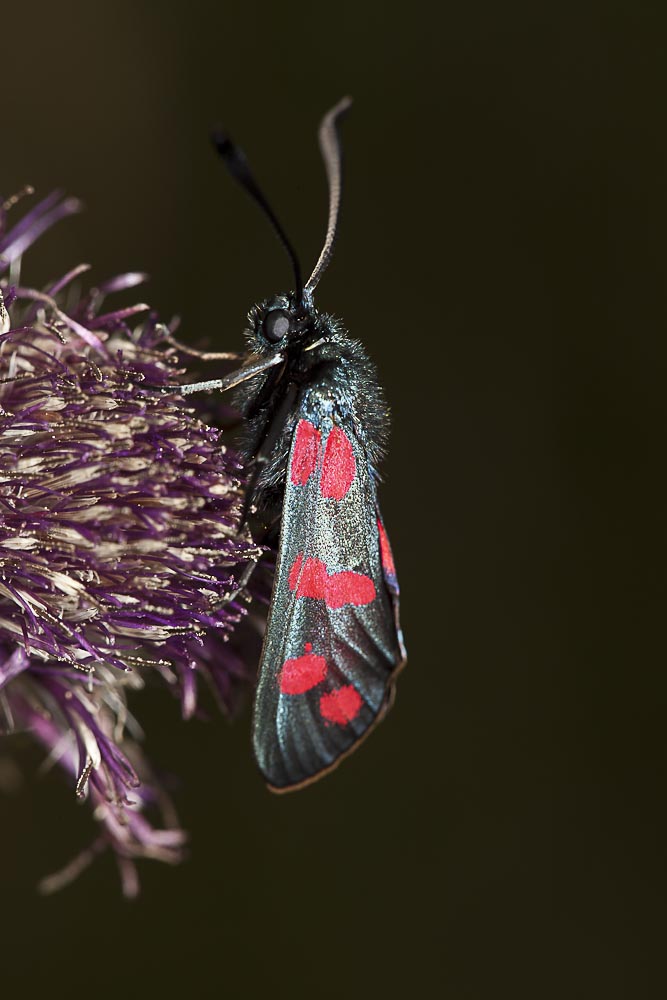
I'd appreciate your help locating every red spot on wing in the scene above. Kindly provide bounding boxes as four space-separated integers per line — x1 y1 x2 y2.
287 552 305 591
279 646 328 694
288 553 327 598
320 685 363 725
320 425 356 500
324 570 376 608
288 554 376 608
377 519 396 577
291 419 321 486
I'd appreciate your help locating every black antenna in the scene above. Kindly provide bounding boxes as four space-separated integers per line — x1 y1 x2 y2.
304 96 352 296
212 128 304 303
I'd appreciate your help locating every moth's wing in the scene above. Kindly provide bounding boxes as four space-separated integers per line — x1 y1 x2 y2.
252 415 406 791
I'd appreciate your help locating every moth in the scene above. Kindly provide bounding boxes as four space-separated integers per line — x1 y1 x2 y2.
165 99 406 791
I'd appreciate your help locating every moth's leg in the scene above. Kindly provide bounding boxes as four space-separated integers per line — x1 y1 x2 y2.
160 328 242 361
141 353 285 396
221 557 261 606
221 516 282 605
240 382 298 529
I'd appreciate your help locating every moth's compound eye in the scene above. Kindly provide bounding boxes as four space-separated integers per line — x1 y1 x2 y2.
262 308 291 343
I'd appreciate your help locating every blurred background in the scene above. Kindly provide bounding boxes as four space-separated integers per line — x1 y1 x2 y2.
2 1 667 996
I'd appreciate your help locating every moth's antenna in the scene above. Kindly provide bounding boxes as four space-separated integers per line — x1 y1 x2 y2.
304 96 353 296
212 128 304 304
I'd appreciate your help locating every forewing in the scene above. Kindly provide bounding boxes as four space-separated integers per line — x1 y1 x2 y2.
252 414 405 791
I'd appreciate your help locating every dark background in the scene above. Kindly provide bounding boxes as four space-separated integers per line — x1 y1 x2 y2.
2 2 666 996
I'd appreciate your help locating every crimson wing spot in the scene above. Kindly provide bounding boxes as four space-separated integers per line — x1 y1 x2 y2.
278 643 364 728
288 553 376 608
291 421 355 497
377 519 397 579
320 425 356 500
279 645 328 694
291 419 321 485
288 552 321 594
324 569 375 608
319 685 363 725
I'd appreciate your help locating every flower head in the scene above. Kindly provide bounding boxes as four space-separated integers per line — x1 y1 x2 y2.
0 191 259 894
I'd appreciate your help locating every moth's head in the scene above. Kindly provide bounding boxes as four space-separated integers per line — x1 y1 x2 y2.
250 292 318 351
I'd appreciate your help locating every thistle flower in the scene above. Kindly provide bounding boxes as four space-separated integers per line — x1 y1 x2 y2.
0 191 259 895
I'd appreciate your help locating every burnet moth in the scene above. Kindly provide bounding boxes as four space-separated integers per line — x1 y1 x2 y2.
161 99 406 791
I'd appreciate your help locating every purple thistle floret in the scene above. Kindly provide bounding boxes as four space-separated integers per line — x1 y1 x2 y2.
0 191 259 895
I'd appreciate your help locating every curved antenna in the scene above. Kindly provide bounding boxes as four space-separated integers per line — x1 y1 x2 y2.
305 96 353 296
212 128 303 303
